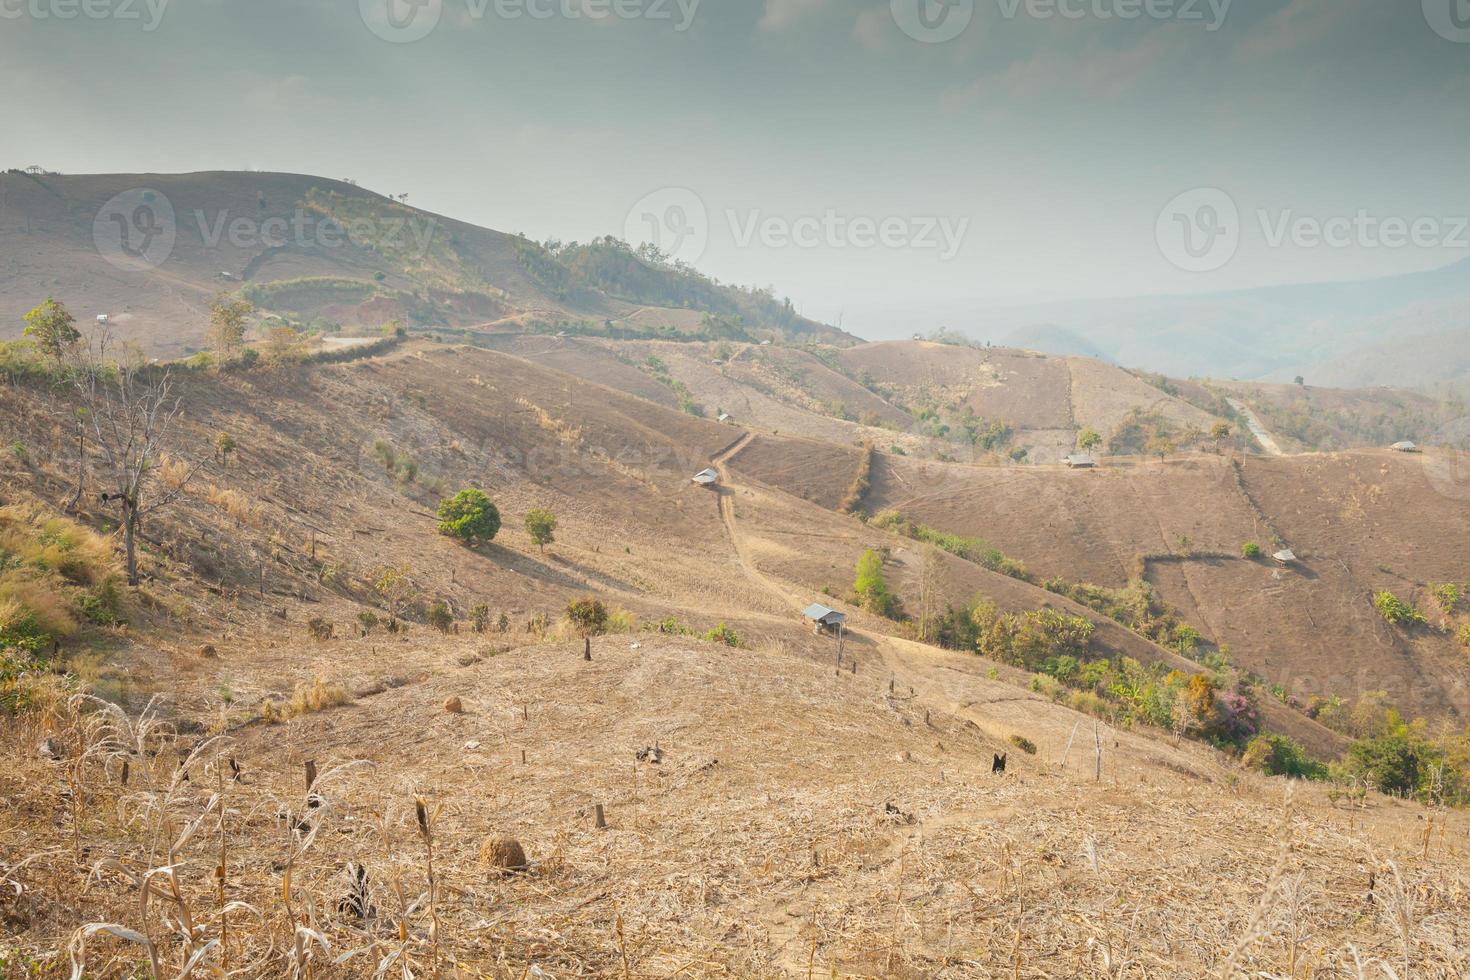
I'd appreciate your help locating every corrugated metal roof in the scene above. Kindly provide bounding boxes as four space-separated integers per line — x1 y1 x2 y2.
803 603 845 623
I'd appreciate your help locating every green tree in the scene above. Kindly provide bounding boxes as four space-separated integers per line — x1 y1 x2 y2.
1146 433 1175 461
566 596 609 637
1241 542 1261 560
214 431 237 466
1210 420 1232 453
22 298 80 364
1347 731 1426 797
207 294 255 361
853 548 900 617
524 508 557 552
436 489 501 544
1077 427 1102 451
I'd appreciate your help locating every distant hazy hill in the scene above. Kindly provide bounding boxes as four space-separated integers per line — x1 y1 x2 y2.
0 170 853 356
969 257 1470 390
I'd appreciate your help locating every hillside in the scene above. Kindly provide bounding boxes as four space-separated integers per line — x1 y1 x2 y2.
1197 379 1468 454
849 446 1470 723
1 335 1468 975
0 170 854 357
482 336 1251 467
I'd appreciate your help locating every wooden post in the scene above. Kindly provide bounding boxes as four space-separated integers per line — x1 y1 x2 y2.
309 529 316 560
1060 721 1080 770
594 803 606 830
583 637 591 661
1092 722 1102 782
304 759 318 792
520 749 526 765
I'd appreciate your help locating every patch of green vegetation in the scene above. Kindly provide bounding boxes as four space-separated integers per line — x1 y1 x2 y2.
1372 590 1425 626
703 622 743 647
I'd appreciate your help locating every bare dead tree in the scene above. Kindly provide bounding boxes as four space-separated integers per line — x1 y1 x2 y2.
72 330 199 586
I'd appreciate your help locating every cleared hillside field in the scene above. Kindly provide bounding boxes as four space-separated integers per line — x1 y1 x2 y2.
6 634 1467 978
1 337 1467 977
859 447 1470 722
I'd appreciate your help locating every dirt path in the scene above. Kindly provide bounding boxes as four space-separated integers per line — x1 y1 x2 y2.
1227 398 1286 456
710 433 1052 738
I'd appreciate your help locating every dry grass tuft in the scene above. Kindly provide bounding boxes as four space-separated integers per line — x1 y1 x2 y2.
259 676 353 723
203 484 264 527
156 453 191 490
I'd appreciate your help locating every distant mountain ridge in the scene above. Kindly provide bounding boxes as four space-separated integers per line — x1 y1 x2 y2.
973 257 1470 390
0 170 856 356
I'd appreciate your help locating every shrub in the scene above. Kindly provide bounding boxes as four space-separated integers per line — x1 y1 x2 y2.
524 508 557 552
1372 591 1425 626
1345 731 1427 797
426 602 454 633
437 489 501 543
853 548 902 619
1430 582 1463 614
357 610 380 633
281 676 352 719
703 622 742 647
471 603 491 633
306 617 334 642
1242 734 1326 779
566 596 609 637
1460 624 1470 650
1241 542 1261 560
646 616 694 636
1009 734 1038 755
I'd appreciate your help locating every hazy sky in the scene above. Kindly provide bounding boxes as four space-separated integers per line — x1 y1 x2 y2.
3 0 1469 336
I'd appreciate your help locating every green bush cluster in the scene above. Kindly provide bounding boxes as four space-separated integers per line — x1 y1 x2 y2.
1242 734 1327 779
869 511 1031 582
702 622 743 648
853 549 902 619
1372 590 1425 626
436 489 501 543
